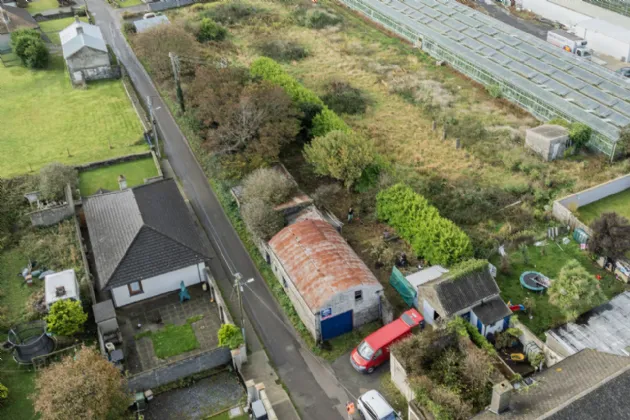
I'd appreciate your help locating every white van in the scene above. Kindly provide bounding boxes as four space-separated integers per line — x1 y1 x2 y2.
357 390 401 420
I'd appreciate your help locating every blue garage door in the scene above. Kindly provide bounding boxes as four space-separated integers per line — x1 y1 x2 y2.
321 310 353 341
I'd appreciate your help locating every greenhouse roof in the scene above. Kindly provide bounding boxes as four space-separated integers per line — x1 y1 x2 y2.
362 0 630 142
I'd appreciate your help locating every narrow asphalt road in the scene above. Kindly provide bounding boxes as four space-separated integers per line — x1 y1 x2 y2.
85 1 349 418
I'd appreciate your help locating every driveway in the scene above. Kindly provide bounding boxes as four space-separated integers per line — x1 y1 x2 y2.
332 351 389 400
84 0 350 418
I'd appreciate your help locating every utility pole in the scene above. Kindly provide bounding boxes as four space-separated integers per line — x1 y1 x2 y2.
147 95 160 157
168 52 185 113
233 273 254 347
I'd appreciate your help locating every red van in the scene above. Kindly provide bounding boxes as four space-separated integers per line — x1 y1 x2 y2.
350 309 424 373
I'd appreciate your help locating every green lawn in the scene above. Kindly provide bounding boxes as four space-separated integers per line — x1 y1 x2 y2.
205 411 248 420
577 189 630 225
27 0 60 13
39 16 88 46
78 157 158 196
0 357 37 420
492 240 625 339
117 0 145 7
0 55 145 178
151 323 200 358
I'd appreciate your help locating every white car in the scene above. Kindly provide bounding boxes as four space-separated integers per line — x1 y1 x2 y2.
357 390 401 420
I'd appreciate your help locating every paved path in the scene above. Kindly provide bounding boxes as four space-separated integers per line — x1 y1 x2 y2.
85 0 350 418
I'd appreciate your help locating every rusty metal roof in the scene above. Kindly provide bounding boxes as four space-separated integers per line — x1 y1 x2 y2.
269 219 381 312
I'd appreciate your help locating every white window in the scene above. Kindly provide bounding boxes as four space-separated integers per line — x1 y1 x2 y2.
128 281 143 296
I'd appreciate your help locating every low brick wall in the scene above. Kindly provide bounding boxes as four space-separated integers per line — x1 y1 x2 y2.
127 346 232 392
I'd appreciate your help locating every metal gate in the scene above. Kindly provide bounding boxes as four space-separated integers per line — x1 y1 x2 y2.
321 310 353 341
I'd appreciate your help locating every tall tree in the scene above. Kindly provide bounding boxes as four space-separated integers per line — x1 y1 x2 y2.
548 259 606 320
589 212 630 259
34 346 130 420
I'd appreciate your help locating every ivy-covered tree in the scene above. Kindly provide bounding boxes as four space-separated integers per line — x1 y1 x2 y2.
39 162 78 201
548 259 606 321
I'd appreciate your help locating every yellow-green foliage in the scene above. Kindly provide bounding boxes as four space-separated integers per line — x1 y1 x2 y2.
45 300 88 337
377 184 473 266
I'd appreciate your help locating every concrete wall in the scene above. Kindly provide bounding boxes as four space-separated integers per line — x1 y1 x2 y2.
127 346 232 392
204 267 233 325
545 331 574 358
553 173 630 231
520 0 590 26
512 318 564 366
390 353 414 402
67 47 110 73
110 263 205 307
422 299 436 325
484 318 506 337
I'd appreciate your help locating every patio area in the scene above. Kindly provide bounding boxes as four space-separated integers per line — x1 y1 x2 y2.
117 285 222 374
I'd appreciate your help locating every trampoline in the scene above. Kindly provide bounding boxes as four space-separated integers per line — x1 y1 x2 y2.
520 271 551 292
7 320 56 364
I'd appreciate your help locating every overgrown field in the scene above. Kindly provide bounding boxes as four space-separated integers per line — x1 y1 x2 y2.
0 55 145 178
130 0 629 315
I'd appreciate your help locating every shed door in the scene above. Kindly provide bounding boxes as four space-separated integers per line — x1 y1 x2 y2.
321 310 353 341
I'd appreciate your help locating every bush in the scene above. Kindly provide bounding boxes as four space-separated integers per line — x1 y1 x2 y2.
217 323 244 349
39 162 78 201
486 84 502 98
251 57 324 107
203 1 258 24
307 10 342 29
0 383 7 406
321 81 370 115
122 22 136 35
304 130 375 189
11 29 49 69
45 300 88 336
618 124 630 156
258 40 308 62
311 107 351 137
568 122 591 149
377 184 473 266
448 317 497 356
548 259 606 321
241 198 284 240
196 18 227 42
241 167 296 206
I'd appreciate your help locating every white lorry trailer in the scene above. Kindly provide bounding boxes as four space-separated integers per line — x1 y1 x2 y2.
547 29 592 60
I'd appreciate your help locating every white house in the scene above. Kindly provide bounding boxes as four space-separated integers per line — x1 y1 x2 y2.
83 179 209 308
60 17 110 74
263 218 383 342
416 267 512 338
45 269 80 310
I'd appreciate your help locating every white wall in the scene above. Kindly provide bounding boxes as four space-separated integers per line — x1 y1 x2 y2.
111 263 205 307
422 300 436 325
67 48 110 72
521 0 590 27
573 25 630 62
485 318 506 337
320 283 382 329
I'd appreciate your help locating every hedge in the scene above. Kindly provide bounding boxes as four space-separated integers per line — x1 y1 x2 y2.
376 184 473 266
250 57 350 137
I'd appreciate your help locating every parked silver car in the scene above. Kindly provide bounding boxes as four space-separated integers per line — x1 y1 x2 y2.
356 390 402 420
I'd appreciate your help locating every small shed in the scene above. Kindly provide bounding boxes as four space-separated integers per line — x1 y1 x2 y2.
45 269 80 310
525 124 569 161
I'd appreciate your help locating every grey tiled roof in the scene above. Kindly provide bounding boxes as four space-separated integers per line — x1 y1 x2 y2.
83 179 208 291
473 296 512 325
475 349 630 419
433 269 499 316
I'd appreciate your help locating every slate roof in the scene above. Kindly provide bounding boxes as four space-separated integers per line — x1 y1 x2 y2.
59 20 107 59
83 179 209 291
269 219 382 312
473 296 512 325
475 349 630 419
423 268 500 316
0 5 38 34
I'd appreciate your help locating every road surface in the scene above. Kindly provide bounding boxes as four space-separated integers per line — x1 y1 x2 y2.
84 1 351 417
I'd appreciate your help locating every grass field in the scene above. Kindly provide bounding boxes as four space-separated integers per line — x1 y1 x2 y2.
117 0 145 7
577 189 630 225
491 240 625 338
78 157 158 196
39 16 88 46
0 55 145 178
27 0 60 13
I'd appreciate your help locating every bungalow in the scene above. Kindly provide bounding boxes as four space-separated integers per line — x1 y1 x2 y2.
263 218 383 342
416 266 512 338
83 179 210 307
60 17 111 82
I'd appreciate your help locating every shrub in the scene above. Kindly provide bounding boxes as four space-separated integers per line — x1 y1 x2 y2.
203 1 258 24
218 323 244 349
11 29 49 69
589 212 630 259
494 328 522 350
568 122 591 149
448 317 497 356
486 84 502 98
618 124 630 156
122 22 136 35
0 383 7 406
548 259 606 321
307 10 342 29
241 198 284 240
311 107 351 137
251 57 324 107
45 299 88 336
322 81 370 115
258 40 308 62
445 259 488 281
241 167 296 206
39 162 78 201
376 184 473 266
304 130 375 189
196 18 227 42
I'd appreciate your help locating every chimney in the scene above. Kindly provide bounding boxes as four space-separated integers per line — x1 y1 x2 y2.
118 175 127 190
489 380 513 414
76 25 83 36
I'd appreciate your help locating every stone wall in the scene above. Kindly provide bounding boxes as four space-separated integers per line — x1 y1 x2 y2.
552 173 630 232
81 65 121 82
28 184 75 227
75 151 152 172
127 346 232 392
205 267 233 325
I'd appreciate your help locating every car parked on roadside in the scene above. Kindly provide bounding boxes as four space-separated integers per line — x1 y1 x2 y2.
357 390 402 420
350 308 424 374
